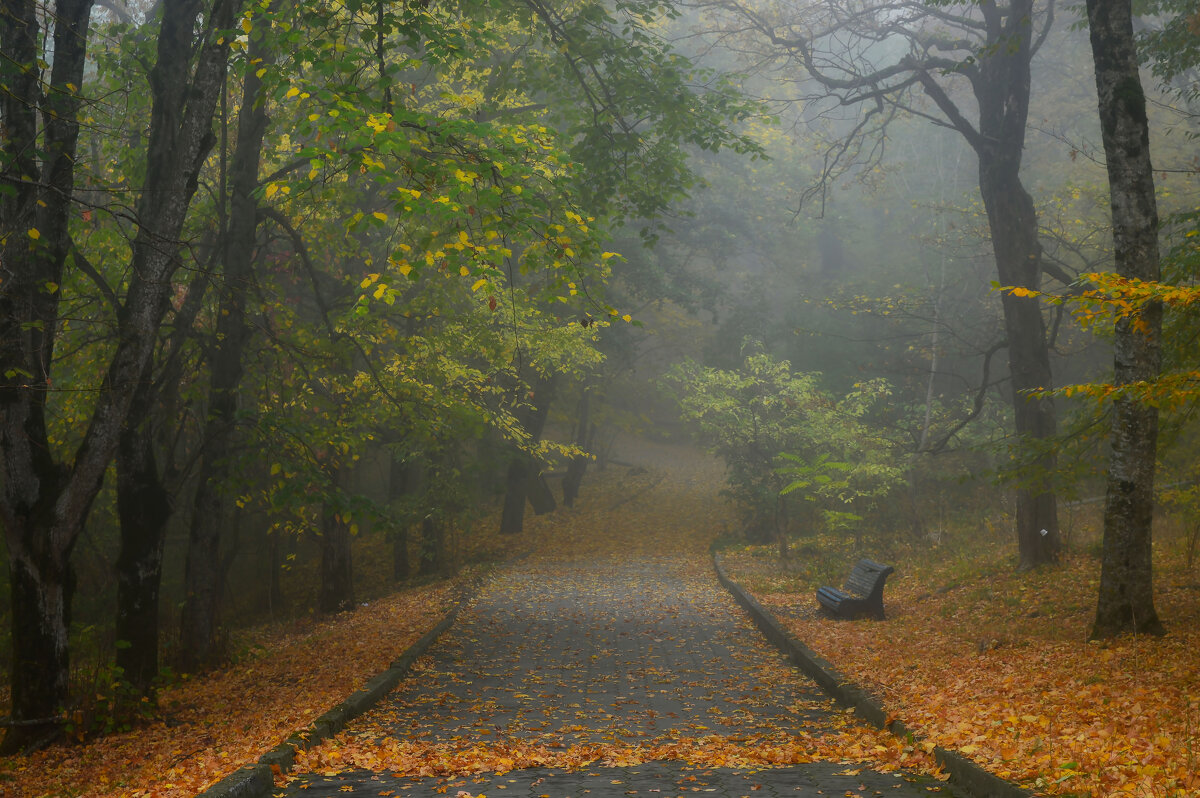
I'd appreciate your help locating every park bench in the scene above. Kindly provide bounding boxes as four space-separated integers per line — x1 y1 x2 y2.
816 558 895 620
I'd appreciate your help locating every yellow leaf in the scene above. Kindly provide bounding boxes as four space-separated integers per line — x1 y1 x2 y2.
372 211 388 222
270 463 281 475
459 265 470 277
471 278 488 292
255 67 267 79
360 274 379 288
27 228 40 240
241 16 252 33
285 86 300 99
373 284 387 300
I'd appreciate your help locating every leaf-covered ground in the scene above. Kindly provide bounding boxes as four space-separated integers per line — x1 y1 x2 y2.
0 580 458 797
285 560 945 787
12 439 1193 797
281 446 955 795
722 532 1200 797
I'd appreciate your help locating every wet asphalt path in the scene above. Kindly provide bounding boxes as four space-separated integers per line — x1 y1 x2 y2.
278 558 961 797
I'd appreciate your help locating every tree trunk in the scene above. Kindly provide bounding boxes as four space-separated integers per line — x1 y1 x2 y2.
389 455 411 580
392 530 411 581
266 531 286 615
318 506 355 613
6 533 75 753
969 2 1060 569
418 515 447 578
986 186 1060 569
527 472 557 515
499 458 530 535
562 387 591 507
1086 0 1165 638
1 0 240 750
178 11 271 667
179 483 227 670
115 258 209 690
0 0 93 752
114 405 172 693
499 375 557 534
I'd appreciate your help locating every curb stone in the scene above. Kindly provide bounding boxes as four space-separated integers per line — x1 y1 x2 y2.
713 554 1034 798
193 576 480 798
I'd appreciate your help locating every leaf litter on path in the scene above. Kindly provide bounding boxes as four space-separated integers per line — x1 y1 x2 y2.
722 537 1200 797
0 581 459 798
289 445 949 789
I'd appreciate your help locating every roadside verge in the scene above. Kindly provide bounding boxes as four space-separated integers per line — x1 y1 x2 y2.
713 554 1033 798
194 576 480 798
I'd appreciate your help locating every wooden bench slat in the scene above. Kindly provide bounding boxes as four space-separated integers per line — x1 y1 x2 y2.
816 558 894 620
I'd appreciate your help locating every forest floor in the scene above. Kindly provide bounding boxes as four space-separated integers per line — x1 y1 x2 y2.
2 437 1197 797
275 458 956 797
721 526 1200 797
0 579 462 797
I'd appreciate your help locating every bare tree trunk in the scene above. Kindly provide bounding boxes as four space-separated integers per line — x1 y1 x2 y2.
179 9 272 667
114 395 172 693
500 459 531 535
526 471 558 515
266 531 286 615
562 387 591 507
1 0 236 751
419 515 447 577
1086 0 1165 638
0 0 94 753
704 0 1063 567
499 374 557 534
389 455 411 581
966 0 1061 569
980 162 1061 569
318 503 355 613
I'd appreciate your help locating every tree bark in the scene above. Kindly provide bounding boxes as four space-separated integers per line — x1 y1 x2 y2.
418 515 447 577
499 458 531 536
966 0 1061 568
0 0 95 753
1 0 237 750
389 455 411 581
266 531 286 615
979 162 1061 569
114 386 172 693
499 375 557 534
1086 0 1165 638
526 471 557 515
114 265 208 691
179 8 272 668
562 387 591 507
318 504 355 613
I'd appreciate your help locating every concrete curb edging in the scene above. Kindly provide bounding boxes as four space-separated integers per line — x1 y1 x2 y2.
194 577 480 798
713 554 1034 798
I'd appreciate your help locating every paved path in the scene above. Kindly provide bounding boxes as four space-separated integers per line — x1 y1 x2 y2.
279 556 962 798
